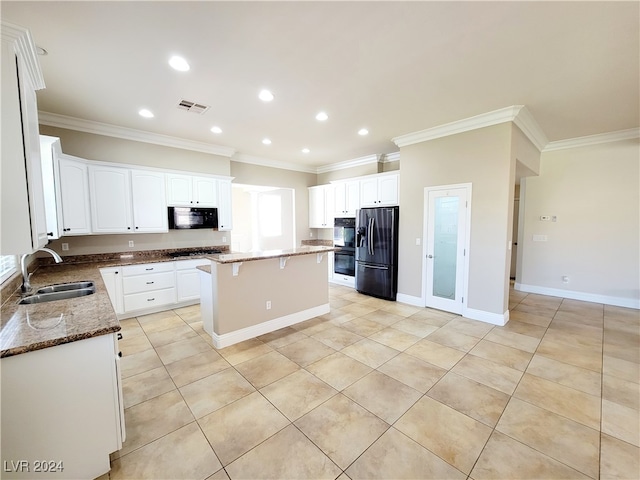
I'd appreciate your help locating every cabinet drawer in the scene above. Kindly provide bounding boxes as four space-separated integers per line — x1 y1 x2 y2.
124 288 176 312
123 262 174 276
122 271 175 294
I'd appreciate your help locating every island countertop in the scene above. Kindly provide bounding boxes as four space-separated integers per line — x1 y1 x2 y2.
207 245 337 264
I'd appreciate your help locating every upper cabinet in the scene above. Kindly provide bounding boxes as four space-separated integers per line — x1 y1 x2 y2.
309 185 334 228
58 154 92 236
167 173 217 207
333 180 360 217
1 22 48 254
359 172 399 207
89 165 167 234
217 179 233 231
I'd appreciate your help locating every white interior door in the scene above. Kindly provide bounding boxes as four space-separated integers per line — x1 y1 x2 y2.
424 185 470 314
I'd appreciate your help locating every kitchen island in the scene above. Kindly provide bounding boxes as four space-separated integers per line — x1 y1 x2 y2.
199 245 336 348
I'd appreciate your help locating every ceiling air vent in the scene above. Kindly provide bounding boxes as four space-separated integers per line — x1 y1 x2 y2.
177 99 210 115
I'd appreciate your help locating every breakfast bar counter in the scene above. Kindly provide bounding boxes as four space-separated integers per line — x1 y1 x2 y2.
199 245 336 348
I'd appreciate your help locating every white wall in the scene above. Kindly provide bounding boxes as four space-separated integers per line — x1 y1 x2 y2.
518 138 640 308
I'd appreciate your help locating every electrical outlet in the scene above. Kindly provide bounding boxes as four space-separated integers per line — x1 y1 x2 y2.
222 236 227 243
562 275 569 283
128 240 134 248
61 243 69 251
266 301 272 310
309 231 313 238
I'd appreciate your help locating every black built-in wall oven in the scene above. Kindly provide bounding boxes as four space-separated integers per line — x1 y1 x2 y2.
333 217 356 277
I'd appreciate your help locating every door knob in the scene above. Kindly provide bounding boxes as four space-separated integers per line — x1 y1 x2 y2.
427 254 433 258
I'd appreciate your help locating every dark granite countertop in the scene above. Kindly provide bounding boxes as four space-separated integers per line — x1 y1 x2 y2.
0 246 228 358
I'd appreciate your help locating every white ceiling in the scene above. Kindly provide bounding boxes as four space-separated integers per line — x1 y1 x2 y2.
3 1 639 169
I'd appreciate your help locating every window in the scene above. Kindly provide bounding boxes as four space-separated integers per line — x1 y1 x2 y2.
259 194 282 238
0 255 18 284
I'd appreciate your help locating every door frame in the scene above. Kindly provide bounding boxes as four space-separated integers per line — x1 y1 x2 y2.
421 183 472 314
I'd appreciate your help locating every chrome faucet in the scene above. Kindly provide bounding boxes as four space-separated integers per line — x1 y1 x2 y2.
21 247 63 293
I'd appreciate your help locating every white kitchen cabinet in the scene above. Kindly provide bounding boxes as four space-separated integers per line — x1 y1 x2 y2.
333 180 360 216
309 185 334 228
122 262 176 313
1 333 124 479
90 165 167 234
217 178 233 231
130 170 168 232
89 165 132 233
1 22 48 254
58 155 93 235
100 266 124 314
176 258 210 302
166 173 218 207
359 172 399 207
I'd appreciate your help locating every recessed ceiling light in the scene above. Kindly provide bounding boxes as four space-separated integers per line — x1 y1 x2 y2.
358 128 369 136
315 111 328 121
262 138 272 145
259 89 274 102
211 126 222 134
302 148 310 154
138 109 154 118
169 55 190 72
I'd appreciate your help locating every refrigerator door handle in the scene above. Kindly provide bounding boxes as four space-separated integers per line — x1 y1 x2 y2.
369 217 375 255
360 263 388 270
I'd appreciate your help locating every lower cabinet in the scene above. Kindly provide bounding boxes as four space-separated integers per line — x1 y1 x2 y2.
176 258 211 302
0 334 125 479
101 258 210 319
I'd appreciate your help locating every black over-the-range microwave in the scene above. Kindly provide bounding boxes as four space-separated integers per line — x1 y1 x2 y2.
168 207 218 230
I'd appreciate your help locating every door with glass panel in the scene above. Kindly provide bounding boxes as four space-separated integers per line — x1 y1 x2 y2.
425 186 469 314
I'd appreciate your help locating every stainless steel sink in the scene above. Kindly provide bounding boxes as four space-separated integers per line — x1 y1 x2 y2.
18 286 96 305
35 281 94 294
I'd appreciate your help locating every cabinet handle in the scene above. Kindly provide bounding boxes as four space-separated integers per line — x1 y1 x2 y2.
145 267 154 271
147 298 155 302
127 227 131 230
47 232 53 236
115 271 119 274
135 226 139 230
117 333 123 340
118 351 122 357
146 281 154 284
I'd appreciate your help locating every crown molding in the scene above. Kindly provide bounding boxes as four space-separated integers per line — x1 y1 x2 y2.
392 105 548 151
2 21 45 90
543 128 640 152
382 152 400 163
38 111 236 157
316 154 381 174
232 153 318 174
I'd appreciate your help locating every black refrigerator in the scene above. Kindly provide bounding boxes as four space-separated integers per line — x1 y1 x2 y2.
355 206 399 300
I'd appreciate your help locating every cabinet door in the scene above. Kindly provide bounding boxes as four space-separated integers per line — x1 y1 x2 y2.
309 186 326 228
344 181 360 215
193 176 217 206
58 158 92 235
131 170 168 233
217 179 233 231
333 183 347 216
176 269 202 302
359 177 379 207
100 267 124 314
378 174 399 206
166 173 193 206
89 165 132 233
18 54 48 249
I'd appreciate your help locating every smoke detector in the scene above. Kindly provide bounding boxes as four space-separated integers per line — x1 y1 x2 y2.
177 99 210 115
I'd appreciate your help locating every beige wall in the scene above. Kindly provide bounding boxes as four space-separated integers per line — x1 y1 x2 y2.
230 161 317 246
519 139 640 306
39 126 231 175
317 163 379 184
398 123 514 316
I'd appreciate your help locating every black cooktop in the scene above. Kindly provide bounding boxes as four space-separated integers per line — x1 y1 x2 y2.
168 249 223 258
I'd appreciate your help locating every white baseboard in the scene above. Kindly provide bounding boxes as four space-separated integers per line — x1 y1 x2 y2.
116 299 199 321
464 307 510 326
515 283 640 310
396 293 424 307
211 303 331 349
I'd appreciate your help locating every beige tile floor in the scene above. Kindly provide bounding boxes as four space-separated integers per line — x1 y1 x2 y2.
101 285 640 480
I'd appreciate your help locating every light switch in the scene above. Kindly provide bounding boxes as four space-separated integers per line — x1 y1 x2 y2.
415 238 421 246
